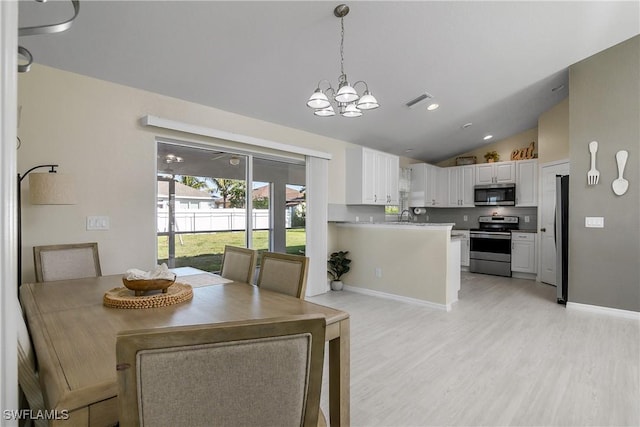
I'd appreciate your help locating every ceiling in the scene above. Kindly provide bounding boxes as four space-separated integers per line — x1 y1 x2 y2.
17 1 640 163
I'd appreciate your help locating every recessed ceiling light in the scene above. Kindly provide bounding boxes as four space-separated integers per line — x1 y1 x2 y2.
483 135 493 140
427 103 439 111
461 123 473 129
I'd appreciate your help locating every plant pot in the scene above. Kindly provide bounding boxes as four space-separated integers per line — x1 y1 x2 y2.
487 159 495 163
330 280 344 291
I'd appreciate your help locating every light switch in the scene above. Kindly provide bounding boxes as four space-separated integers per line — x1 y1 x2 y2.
585 217 604 228
87 216 110 231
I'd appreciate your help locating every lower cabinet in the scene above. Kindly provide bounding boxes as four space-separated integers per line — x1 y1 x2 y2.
459 231 470 267
511 232 536 273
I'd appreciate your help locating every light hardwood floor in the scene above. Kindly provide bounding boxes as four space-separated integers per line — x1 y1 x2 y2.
309 272 640 426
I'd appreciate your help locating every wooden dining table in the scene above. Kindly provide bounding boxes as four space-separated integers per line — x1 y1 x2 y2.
20 273 350 426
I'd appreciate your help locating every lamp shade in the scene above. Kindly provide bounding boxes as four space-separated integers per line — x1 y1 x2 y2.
307 89 331 109
342 103 362 118
314 105 336 117
335 83 359 103
356 92 379 110
29 173 77 205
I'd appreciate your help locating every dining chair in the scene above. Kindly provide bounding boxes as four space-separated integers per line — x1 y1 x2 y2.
33 242 102 282
18 305 47 427
220 245 258 284
257 252 309 299
116 314 326 427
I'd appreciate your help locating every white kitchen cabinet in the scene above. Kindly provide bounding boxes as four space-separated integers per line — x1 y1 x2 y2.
458 230 470 267
516 159 538 207
410 163 444 207
346 147 399 205
511 232 536 273
476 161 516 185
446 166 475 207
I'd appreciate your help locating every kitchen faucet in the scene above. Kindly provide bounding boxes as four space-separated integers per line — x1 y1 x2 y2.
398 209 413 222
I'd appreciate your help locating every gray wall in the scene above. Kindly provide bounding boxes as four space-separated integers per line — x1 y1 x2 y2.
569 36 640 312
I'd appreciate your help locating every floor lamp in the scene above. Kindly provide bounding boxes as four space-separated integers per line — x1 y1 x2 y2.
17 165 76 289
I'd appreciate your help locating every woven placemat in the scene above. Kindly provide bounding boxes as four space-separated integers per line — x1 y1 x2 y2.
103 282 193 309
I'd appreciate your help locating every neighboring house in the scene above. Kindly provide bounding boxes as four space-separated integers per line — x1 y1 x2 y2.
252 184 305 208
157 181 217 211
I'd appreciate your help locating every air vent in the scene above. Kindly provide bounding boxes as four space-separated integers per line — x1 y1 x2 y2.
406 92 433 109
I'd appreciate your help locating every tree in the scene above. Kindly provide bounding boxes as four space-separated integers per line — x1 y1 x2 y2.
212 178 245 208
178 175 208 190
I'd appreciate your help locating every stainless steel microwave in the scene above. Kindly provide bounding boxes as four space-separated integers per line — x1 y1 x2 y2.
474 183 516 206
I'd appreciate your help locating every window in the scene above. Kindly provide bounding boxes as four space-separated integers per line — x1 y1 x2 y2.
156 141 305 272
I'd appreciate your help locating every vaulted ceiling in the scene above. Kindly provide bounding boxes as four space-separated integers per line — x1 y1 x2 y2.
18 1 640 162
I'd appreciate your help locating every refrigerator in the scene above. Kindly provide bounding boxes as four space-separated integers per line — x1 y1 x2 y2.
555 175 569 304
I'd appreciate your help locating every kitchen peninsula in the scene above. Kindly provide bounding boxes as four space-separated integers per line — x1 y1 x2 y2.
332 223 460 310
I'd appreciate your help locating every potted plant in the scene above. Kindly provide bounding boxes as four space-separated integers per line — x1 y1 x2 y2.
484 151 500 163
327 251 351 291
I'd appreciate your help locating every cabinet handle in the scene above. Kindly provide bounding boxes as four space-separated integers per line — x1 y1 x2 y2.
540 228 546 232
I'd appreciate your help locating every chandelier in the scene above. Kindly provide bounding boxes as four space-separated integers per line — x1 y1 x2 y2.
306 4 379 118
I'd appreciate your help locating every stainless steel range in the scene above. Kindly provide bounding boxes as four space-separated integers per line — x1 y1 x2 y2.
469 216 519 277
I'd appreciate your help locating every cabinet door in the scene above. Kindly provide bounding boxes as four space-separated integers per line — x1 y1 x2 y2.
511 234 536 273
494 161 515 183
385 154 400 205
459 166 475 206
516 160 538 206
409 163 427 207
362 148 378 204
447 168 460 206
460 231 470 267
476 164 494 185
434 166 447 206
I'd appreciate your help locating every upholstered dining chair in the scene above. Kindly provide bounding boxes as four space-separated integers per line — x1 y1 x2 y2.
17 305 47 427
33 242 101 282
220 245 258 284
116 314 326 427
257 252 309 299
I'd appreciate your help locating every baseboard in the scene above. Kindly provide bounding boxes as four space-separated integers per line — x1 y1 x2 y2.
343 285 452 312
566 302 640 320
511 271 537 280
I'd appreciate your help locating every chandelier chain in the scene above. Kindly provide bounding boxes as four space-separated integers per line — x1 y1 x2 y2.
340 16 345 78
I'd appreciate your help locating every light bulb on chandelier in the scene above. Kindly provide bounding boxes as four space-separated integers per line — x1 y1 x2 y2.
306 4 379 118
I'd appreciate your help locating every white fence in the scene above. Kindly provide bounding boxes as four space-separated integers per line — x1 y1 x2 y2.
157 208 290 233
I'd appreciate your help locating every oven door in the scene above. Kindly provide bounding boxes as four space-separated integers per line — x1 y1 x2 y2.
470 232 511 262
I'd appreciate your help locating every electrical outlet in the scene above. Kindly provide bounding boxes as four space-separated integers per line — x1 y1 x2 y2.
355 216 359 222
375 267 382 278
463 215 468 222
369 216 373 223
524 216 530 223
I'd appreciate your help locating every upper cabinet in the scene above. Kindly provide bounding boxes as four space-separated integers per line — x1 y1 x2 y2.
446 165 475 207
346 147 399 205
476 161 515 185
409 163 444 207
515 159 538 207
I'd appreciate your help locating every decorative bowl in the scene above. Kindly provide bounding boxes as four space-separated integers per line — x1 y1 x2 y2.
122 275 177 296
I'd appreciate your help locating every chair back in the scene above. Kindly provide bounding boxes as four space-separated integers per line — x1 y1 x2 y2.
116 315 326 427
220 245 257 284
33 242 101 282
257 252 309 298
17 305 47 427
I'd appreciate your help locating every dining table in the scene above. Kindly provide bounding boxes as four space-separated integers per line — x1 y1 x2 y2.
20 272 350 427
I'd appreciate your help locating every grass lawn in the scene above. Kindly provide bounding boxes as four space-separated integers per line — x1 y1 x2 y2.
158 229 306 272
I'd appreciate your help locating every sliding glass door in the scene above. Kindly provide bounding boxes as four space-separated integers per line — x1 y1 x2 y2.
156 141 305 273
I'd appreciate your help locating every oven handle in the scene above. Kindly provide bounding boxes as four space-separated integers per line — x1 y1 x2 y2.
470 232 511 240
